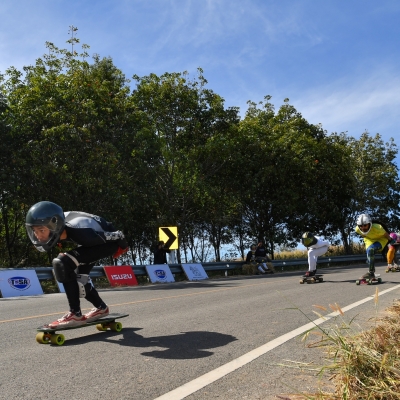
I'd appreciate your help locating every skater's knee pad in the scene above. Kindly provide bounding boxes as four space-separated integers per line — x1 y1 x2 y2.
52 254 78 283
366 247 375 258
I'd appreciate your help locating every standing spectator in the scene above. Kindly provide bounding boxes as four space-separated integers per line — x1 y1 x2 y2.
153 241 171 264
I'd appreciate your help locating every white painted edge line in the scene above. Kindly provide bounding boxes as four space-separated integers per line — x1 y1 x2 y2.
155 284 400 400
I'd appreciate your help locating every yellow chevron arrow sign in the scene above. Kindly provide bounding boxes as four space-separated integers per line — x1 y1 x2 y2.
159 227 178 250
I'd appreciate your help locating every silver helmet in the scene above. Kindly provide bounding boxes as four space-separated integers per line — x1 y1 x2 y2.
356 213 372 235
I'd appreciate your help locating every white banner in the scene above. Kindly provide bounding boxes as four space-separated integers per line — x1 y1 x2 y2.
145 265 175 283
181 263 208 281
0 269 43 298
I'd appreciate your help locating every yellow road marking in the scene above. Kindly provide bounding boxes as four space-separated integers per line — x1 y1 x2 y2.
0 279 280 324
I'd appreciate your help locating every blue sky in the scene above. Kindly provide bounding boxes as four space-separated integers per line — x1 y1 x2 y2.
1 0 399 166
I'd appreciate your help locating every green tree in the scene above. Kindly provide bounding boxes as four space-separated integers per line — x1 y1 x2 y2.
341 132 399 251
0 93 29 267
302 132 355 252
221 97 327 257
0 38 146 265
131 69 239 261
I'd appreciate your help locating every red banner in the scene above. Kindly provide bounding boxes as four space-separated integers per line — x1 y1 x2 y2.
103 265 138 287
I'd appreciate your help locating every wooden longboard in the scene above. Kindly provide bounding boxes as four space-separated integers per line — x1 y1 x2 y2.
36 313 129 345
299 274 323 284
356 274 381 285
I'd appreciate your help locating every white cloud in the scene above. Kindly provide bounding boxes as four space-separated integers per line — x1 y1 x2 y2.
293 68 400 137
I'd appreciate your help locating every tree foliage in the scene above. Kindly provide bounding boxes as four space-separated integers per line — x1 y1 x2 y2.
0 33 398 267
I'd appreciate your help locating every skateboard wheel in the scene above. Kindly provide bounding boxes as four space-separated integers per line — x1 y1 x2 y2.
318 277 323 282
299 279 304 284
109 321 123 332
378 277 382 283
50 334 65 346
96 323 108 331
356 280 360 285
36 332 51 344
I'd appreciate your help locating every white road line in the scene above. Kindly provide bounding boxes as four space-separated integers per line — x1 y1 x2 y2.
155 284 400 400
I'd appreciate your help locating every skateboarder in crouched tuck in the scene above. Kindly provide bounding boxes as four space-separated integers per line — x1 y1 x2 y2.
26 201 128 328
301 232 330 277
355 213 394 279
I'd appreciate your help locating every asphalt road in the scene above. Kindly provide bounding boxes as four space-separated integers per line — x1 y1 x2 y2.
1 262 400 400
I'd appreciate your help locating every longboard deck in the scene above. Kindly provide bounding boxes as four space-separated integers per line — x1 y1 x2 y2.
37 313 129 333
356 274 382 285
300 274 323 284
36 313 129 346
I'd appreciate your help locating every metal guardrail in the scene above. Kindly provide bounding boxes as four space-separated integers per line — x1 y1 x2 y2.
1 254 379 281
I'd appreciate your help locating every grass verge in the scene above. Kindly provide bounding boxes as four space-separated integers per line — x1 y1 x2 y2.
293 290 400 399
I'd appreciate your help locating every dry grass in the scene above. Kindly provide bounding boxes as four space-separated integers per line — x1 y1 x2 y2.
295 291 400 399
242 263 257 275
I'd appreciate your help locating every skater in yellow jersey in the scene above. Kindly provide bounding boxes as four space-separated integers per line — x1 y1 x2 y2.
355 213 394 279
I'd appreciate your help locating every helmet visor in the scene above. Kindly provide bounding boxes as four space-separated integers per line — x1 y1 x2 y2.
302 237 314 247
26 223 58 251
301 233 317 247
357 223 371 234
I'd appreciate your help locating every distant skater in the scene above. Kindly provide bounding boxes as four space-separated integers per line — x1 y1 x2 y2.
301 232 329 276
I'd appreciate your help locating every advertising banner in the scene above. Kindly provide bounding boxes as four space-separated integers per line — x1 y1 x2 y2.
145 264 175 283
103 265 138 287
0 269 43 298
181 263 208 281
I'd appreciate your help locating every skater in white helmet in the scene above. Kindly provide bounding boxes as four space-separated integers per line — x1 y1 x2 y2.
355 213 394 279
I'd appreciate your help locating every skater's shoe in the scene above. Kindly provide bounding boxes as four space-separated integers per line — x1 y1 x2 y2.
48 311 86 328
257 266 266 274
387 263 400 272
84 306 109 323
305 270 316 277
386 264 394 272
362 272 375 279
